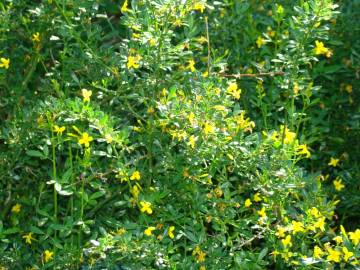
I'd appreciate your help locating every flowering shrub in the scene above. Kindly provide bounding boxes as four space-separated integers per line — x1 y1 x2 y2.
0 0 359 269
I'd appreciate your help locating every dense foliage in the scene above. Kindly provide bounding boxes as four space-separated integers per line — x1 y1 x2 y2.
0 0 359 269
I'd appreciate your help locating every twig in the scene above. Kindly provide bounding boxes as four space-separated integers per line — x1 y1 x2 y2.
218 71 285 79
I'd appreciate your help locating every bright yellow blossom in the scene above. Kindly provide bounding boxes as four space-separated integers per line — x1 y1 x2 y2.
81 88 92 102
333 177 345 191
193 2 205 13
0 58 10 69
276 5 284 15
314 40 329 55
256 36 265 48
43 250 54 263
144 226 156 236
253 192 262 202
280 126 296 144
11 203 21 213
291 220 305 234
187 59 196 72
78 132 93 147
313 246 324 258
314 217 326 232
281 235 292 248
326 247 341 263
127 54 141 69
244 198 252 208
276 226 286 238
168 226 175 239
333 236 343 244
53 125 65 135
188 135 196 149
139 201 153 214
32 32 40 42
203 122 215 135
257 207 267 218
130 171 141 181
310 207 320 218
349 229 360 245
226 82 241 99
296 144 311 158
328 157 340 167
121 0 128 13
343 247 354 262
22 232 35 245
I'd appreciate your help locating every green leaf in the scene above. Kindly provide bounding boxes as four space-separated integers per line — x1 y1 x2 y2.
26 150 44 158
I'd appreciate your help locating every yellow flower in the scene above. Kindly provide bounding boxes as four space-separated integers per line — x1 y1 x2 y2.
168 226 175 239
343 247 354 262
121 0 128 13
314 40 329 55
43 250 54 263
115 228 126 235
53 125 66 135
293 82 299 95
149 38 157 46
199 266 206 270
78 132 93 147
291 220 305 234
333 236 343 244
256 36 265 48
310 207 320 218
132 33 140 39
32 32 40 42
281 235 292 248
0 58 10 69
349 229 360 245
333 177 345 191
313 245 324 258
187 59 196 72
253 192 262 202
276 226 286 238
328 157 340 167
226 82 241 100
326 247 341 263
22 232 35 245
127 54 141 69
139 201 153 214
314 217 326 232
11 203 21 213
296 144 311 158
131 185 140 198
188 112 195 125
244 198 252 208
188 135 196 149
81 88 92 102
144 226 156 236
196 251 206 263
130 171 141 181
203 122 215 135
276 4 284 15
257 207 267 218
193 2 205 13
280 126 296 144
